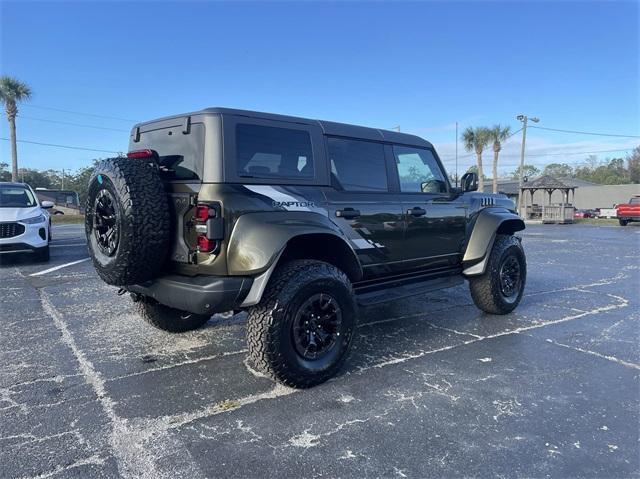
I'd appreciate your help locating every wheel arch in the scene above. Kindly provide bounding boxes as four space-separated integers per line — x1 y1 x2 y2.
462 209 525 276
229 212 362 307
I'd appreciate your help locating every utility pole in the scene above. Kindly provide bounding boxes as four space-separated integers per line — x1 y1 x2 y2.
455 121 458 187
516 114 539 215
61 169 65 190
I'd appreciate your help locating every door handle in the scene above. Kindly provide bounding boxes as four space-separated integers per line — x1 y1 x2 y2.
407 207 427 217
336 207 361 219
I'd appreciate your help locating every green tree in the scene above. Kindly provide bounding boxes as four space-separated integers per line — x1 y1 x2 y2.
627 146 640 183
466 165 487 180
510 164 540 180
0 76 32 181
573 154 635 184
542 162 573 178
488 124 511 193
0 162 11 181
462 126 491 191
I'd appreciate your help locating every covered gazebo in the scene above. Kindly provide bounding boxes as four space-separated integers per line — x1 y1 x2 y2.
520 175 577 224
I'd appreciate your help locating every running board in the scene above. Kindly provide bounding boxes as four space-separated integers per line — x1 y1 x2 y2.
355 273 464 306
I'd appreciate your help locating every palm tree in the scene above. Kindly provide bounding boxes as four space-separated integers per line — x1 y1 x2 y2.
488 124 511 193
0 76 32 182
462 126 490 191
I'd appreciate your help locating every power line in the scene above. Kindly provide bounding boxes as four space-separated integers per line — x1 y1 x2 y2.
530 125 640 139
527 147 633 158
0 137 120 154
18 115 129 132
439 147 634 164
21 104 138 123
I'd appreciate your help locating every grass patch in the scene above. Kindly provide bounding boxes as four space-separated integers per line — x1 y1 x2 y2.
51 214 84 224
574 218 620 225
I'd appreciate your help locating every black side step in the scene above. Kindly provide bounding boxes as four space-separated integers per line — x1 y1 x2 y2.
355 273 464 306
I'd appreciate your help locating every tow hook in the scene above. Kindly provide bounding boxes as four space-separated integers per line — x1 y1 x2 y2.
117 288 127 296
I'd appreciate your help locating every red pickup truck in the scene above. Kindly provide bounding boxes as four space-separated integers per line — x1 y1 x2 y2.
616 196 640 226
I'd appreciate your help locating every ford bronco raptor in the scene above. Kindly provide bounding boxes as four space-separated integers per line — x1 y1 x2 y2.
85 108 526 388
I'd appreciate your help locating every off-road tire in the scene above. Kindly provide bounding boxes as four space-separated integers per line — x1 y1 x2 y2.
619 219 628 226
246 260 357 388
85 157 170 286
469 234 526 315
134 297 211 333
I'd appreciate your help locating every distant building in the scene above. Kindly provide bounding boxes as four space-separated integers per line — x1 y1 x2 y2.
35 188 82 213
484 177 640 209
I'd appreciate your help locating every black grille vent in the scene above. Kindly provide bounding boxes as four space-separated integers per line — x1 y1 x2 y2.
0 222 25 239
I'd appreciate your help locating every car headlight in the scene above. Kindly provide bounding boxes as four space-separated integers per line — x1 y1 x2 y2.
20 214 47 224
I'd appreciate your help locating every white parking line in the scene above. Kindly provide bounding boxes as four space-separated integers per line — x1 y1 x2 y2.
30 258 91 276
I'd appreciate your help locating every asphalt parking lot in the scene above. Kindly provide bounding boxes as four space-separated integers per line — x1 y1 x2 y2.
1 223 639 478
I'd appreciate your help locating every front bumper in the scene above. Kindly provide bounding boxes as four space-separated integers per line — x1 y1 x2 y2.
127 274 254 316
0 221 48 254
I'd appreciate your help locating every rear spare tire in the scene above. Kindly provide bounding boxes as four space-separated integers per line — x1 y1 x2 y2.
85 157 170 286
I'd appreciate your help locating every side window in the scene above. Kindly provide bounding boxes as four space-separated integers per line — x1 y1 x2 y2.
236 123 314 179
393 146 448 193
327 137 387 192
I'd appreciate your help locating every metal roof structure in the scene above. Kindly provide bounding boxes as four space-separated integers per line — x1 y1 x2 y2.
134 107 433 149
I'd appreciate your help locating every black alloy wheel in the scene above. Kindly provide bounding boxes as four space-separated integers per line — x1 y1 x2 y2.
93 188 120 256
292 293 343 360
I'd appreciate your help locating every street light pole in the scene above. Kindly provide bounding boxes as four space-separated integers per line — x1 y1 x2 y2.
516 114 539 216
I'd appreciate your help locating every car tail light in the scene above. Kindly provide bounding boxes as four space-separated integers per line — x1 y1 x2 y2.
127 149 155 159
195 205 210 222
194 203 223 253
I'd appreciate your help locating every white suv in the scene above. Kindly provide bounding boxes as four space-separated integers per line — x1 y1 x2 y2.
0 182 53 261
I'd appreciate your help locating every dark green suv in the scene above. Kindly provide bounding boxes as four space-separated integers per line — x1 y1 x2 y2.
85 108 526 388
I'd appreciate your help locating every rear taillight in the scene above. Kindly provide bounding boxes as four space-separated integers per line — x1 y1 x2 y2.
195 205 210 222
194 203 223 253
127 149 155 159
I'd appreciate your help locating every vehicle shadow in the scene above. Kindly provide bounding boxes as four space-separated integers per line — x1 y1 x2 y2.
0 252 47 267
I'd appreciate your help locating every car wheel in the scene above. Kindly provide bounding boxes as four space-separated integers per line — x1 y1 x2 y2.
619 219 628 226
246 260 357 388
134 296 211 333
469 234 526 315
85 157 171 286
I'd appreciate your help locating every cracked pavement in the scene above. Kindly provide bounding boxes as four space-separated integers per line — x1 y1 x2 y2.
1 223 639 478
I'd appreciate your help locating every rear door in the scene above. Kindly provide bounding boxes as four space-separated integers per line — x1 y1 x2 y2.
322 137 405 279
391 145 466 271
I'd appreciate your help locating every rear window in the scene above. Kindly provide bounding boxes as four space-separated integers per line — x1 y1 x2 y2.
236 124 314 179
134 123 205 180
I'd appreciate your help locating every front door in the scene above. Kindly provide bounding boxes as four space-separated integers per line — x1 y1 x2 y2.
392 145 466 271
323 137 404 279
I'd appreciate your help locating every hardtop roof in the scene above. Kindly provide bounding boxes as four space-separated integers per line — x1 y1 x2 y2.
133 107 433 148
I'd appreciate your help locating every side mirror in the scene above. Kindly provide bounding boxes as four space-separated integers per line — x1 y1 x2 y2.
41 201 54 209
460 172 478 192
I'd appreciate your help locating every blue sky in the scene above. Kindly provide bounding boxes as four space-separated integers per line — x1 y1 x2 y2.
1 0 638 176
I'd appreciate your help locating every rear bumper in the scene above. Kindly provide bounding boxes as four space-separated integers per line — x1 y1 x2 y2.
127 274 253 316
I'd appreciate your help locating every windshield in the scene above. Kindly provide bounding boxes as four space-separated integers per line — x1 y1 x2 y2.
0 186 38 208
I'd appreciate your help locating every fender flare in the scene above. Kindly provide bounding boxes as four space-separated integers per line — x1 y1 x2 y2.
462 209 525 276
228 210 361 274
229 211 362 307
